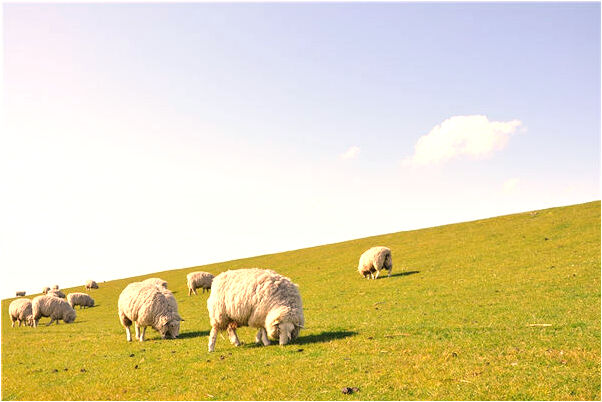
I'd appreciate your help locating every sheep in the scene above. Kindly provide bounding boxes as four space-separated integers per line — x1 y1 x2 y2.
67 292 95 309
47 289 66 299
52 285 59 290
206 268 304 352
9 299 34 327
42 287 51 294
118 282 182 342
141 277 168 289
187 271 214 295
357 246 393 279
31 295 76 327
15 291 26 297
85 280 99 290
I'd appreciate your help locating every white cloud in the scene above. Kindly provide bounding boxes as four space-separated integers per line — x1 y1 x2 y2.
503 178 520 194
340 146 360 160
403 115 523 167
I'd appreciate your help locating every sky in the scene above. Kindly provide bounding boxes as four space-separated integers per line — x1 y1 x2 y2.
1 2 600 299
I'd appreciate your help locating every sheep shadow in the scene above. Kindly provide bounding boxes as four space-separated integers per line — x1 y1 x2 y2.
178 330 210 339
295 330 358 345
388 270 420 278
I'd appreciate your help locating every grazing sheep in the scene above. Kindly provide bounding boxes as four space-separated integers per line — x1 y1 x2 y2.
358 246 393 279
187 272 214 295
85 280 99 290
9 299 34 327
31 295 76 327
15 291 26 297
67 292 95 309
207 268 304 352
142 278 168 289
52 285 59 290
42 287 51 294
118 282 182 342
47 289 66 299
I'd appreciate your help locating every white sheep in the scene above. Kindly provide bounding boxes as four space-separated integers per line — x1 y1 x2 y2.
85 280 99 290
187 271 214 295
15 291 26 297
42 287 51 294
141 277 168 289
207 268 304 352
118 282 182 342
9 298 34 327
67 292 95 309
358 246 393 279
47 289 66 299
31 295 76 327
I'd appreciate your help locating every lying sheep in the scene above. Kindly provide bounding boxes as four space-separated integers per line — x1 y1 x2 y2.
207 268 304 352
42 287 51 294
47 289 66 299
142 278 168 289
187 271 214 295
31 295 76 327
9 298 34 327
358 246 393 279
67 292 95 309
85 280 99 290
118 282 182 342
15 291 26 297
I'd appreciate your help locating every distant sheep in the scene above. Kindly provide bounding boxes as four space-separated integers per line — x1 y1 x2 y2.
47 289 66 299
142 278 168 289
207 268 304 352
67 292 95 309
15 291 26 297
85 280 99 290
9 299 34 327
187 272 214 295
52 285 59 290
31 295 76 327
42 287 51 294
358 246 393 279
118 282 182 342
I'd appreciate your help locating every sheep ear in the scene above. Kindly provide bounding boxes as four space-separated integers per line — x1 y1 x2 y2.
273 320 280 326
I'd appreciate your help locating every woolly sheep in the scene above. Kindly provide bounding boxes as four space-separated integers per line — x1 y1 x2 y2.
67 292 95 309
85 280 99 290
207 268 304 352
47 289 66 299
358 246 393 279
187 271 214 295
142 278 168 289
15 291 26 297
9 298 34 327
31 295 76 327
118 282 182 342
42 287 51 294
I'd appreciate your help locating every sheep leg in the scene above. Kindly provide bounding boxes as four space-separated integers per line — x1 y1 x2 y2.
10 318 15 328
255 328 263 344
208 327 218 352
139 326 146 342
188 287 192 296
47 318 55 326
125 326 132 342
374 269 381 279
261 328 270 346
134 323 140 340
227 326 241 347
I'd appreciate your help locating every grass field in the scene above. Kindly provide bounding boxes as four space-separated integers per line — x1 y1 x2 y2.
2 201 600 400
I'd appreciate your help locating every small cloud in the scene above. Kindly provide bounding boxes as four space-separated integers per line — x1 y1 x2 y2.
340 146 360 160
503 178 520 194
403 115 523 167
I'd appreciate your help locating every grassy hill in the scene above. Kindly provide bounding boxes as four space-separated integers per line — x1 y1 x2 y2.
2 201 600 400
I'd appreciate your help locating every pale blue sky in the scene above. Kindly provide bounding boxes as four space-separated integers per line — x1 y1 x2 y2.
2 3 600 298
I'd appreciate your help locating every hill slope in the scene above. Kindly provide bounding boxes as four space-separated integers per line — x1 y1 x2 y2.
2 201 600 400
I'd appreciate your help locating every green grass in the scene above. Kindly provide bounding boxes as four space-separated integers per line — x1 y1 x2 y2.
2 201 600 400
